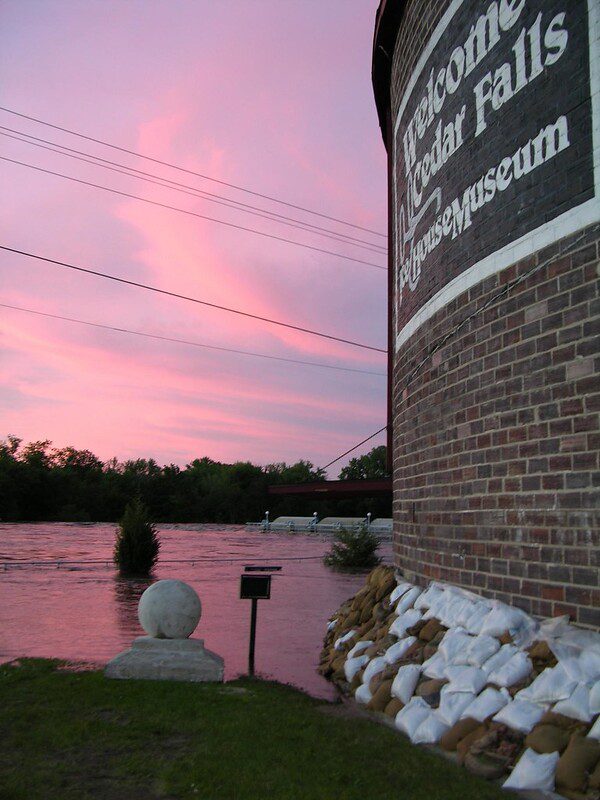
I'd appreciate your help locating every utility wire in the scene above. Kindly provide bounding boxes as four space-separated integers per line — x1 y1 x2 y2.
321 426 387 470
0 105 387 239
0 128 387 256
0 245 388 354
0 302 387 377
0 155 386 272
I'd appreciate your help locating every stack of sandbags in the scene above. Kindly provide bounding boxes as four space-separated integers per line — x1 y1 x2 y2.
320 570 600 794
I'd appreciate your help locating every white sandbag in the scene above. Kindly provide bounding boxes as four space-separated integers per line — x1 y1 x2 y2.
354 682 373 704
444 666 487 694
552 683 593 722
493 699 546 733
396 587 422 614
334 629 357 650
421 652 447 680
326 618 337 632
456 634 500 667
480 602 531 638
463 603 492 635
395 697 431 738
390 582 412 604
454 600 478 629
524 663 577 705
503 748 559 791
580 650 600 682
391 664 421 704
389 608 422 638
588 715 600 741
362 656 387 686
411 712 450 744
437 687 477 726
590 681 600 715
347 639 373 659
481 644 518 677
438 628 472 662
460 687 510 722
440 597 473 628
344 654 370 682
488 651 532 687
414 584 443 611
384 636 417 665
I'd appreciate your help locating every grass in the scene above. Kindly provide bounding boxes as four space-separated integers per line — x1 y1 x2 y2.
0 659 506 800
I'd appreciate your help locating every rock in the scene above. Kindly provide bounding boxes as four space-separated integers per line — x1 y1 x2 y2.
138 579 201 639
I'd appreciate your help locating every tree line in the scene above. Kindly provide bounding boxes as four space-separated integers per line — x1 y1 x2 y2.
0 437 390 524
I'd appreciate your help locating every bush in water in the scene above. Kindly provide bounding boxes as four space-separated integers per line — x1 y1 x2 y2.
113 498 160 575
324 524 380 569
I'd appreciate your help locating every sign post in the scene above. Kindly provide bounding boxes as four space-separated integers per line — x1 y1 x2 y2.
239 567 278 677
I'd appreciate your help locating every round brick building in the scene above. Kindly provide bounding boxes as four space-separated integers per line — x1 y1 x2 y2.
373 0 600 627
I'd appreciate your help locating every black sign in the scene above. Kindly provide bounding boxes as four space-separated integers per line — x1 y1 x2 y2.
240 573 271 600
393 0 596 345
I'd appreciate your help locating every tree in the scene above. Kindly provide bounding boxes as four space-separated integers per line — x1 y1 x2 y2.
113 498 160 575
339 446 387 481
323 524 381 570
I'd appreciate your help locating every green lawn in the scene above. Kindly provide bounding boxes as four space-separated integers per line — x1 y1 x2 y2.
0 659 505 800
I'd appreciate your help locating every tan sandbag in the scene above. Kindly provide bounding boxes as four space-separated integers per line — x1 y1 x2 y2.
375 572 396 601
541 711 588 731
406 618 428 637
384 697 404 718
456 725 489 764
555 732 600 793
350 670 364 692
359 604 373 625
344 610 361 628
527 640 553 661
365 643 381 658
525 724 570 754
498 631 514 645
418 618 445 642
368 566 386 587
440 718 482 752
367 679 393 712
415 678 446 706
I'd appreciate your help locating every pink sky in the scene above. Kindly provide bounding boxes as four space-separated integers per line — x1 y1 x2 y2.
0 1 387 475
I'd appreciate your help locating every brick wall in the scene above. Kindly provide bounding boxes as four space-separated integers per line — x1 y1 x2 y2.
386 0 600 628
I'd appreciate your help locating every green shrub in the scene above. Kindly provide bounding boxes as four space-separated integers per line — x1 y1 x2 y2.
323 523 381 570
113 498 160 575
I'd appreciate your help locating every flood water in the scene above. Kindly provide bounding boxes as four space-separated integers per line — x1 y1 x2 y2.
0 523 392 699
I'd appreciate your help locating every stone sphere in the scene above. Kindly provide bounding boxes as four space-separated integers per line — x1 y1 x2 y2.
138 579 201 639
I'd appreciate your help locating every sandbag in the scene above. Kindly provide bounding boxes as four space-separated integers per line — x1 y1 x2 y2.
455 634 499 668
414 585 443 611
384 636 417 665
362 656 387 686
493 699 546 733
525 724 571 754
395 697 431 738
541 710 587 731
384 697 404 718
463 602 493 635
366 679 394 713
391 664 421 704
460 687 510 722
395 586 422 614
421 652 447 680
487 651 532 687
503 748 559 791
344 654 370 682
444 665 487 694
553 684 593 723
411 712 450 745
347 639 373 659
418 618 445 642
415 678 446 706
389 608 422 638
589 715 600 741
438 628 473 662
437 687 477 726
480 602 531 638
354 682 372 705
589 757 600 790
590 681 600 715
389 582 412 604
555 731 600 793
481 644 518 677
334 629 357 650
456 725 489 764
523 663 578 705
440 717 481 752
464 751 510 780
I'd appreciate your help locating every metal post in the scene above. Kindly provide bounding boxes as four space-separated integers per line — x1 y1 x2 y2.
248 597 258 676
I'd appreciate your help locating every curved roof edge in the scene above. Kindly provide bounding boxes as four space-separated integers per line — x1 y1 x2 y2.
372 0 406 148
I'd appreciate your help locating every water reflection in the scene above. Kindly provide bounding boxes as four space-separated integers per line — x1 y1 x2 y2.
113 575 155 639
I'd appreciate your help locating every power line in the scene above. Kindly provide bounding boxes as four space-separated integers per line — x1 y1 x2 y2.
0 105 387 239
0 245 388 354
322 426 387 470
0 156 386 271
0 155 386 272
0 302 387 377
0 128 387 256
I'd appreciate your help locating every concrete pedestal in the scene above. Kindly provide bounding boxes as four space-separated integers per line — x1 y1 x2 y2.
105 636 224 683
